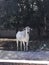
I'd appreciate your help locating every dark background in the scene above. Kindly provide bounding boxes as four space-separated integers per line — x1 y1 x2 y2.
0 0 49 39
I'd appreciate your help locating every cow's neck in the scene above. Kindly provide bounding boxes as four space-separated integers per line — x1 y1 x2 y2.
26 28 28 37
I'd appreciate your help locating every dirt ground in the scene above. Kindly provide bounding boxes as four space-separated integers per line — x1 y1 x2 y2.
0 50 49 60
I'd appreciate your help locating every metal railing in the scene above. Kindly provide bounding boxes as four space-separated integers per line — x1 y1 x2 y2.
0 60 48 65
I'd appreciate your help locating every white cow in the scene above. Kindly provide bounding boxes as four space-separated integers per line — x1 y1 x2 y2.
16 26 32 51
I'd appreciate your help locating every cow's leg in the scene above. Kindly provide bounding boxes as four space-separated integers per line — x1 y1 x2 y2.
23 41 25 51
26 42 28 51
20 41 22 51
17 40 18 51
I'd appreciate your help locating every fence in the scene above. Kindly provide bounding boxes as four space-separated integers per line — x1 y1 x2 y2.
0 38 49 65
0 38 16 42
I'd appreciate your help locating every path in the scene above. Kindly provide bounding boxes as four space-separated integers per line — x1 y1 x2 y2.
0 50 49 60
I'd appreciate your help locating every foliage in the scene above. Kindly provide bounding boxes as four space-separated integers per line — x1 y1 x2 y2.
0 0 48 31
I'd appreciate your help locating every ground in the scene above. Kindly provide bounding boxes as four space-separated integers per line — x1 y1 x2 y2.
0 50 49 60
